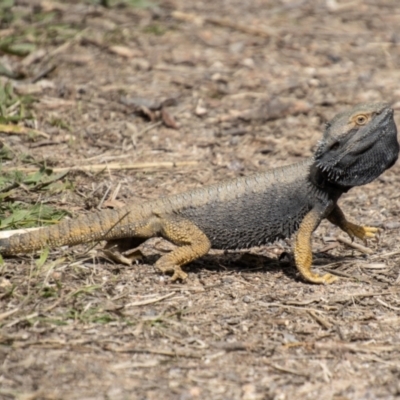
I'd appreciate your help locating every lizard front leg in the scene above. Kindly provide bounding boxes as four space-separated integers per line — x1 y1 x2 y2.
327 205 378 241
294 208 338 284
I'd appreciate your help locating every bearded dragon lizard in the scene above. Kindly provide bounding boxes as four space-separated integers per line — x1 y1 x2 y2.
0 103 398 284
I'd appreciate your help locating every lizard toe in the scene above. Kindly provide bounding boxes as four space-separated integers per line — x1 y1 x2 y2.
321 273 339 284
155 258 188 281
362 226 379 238
170 269 188 282
300 271 339 284
347 224 379 240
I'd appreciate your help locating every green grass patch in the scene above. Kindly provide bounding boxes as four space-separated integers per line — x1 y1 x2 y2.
49 117 72 131
0 167 72 230
0 6 80 54
143 23 166 36
0 202 69 230
66 306 115 324
40 285 59 299
0 82 34 123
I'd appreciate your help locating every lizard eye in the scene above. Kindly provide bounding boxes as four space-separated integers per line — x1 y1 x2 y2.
355 114 368 125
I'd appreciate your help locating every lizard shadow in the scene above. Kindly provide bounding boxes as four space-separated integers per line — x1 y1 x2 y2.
136 250 349 282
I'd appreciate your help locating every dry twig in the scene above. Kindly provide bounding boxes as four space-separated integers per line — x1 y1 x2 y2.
307 310 332 329
124 292 176 308
172 11 274 38
337 235 374 254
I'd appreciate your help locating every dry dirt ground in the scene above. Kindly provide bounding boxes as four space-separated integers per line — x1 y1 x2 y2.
1 1 400 399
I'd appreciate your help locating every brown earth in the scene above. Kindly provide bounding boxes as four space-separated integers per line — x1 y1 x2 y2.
1 1 400 399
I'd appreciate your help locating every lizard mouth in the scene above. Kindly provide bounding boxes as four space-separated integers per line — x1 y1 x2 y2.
315 162 343 183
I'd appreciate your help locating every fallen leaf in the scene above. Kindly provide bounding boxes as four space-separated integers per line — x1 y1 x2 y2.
109 46 142 58
161 107 178 129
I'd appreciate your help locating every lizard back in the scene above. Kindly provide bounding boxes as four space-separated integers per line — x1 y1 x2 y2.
158 159 326 249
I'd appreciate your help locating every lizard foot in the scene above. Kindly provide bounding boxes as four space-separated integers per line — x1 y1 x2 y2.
102 248 144 266
155 259 188 281
103 237 146 266
303 272 339 285
345 223 379 241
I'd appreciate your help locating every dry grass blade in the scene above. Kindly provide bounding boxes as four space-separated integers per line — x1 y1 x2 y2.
321 268 371 283
314 341 400 353
258 301 327 314
0 124 49 138
376 298 400 311
124 292 176 307
102 344 203 358
172 11 274 37
0 307 20 322
370 250 400 260
267 363 309 377
5 312 39 328
307 310 332 329
2 161 198 173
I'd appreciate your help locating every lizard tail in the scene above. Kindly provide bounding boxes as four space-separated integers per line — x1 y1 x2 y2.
0 208 135 255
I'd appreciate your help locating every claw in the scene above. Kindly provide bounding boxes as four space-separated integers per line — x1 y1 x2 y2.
170 268 188 282
346 224 379 241
155 259 188 281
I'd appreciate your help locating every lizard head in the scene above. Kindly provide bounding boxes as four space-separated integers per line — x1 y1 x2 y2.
314 102 399 187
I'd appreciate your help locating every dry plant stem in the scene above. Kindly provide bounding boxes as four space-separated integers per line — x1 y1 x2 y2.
5 312 39 328
0 227 40 239
0 307 20 322
44 27 90 62
321 268 371 283
314 342 400 353
124 292 176 308
337 235 374 254
370 249 400 260
376 298 400 311
102 344 202 358
267 363 309 377
171 11 273 38
0 124 50 138
2 161 198 173
307 310 332 329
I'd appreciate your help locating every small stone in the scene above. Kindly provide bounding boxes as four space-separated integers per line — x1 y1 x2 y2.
384 221 400 230
242 295 254 303
242 58 255 68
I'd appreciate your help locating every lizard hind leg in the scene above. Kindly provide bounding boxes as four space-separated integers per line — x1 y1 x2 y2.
103 237 147 265
102 214 211 280
155 215 211 281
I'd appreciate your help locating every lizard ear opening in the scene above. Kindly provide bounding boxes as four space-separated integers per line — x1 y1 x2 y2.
329 141 340 151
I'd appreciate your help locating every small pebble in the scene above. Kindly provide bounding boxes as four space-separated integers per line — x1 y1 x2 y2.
242 295 254 303
383 221 400 230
